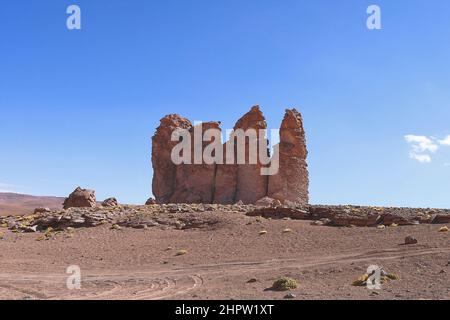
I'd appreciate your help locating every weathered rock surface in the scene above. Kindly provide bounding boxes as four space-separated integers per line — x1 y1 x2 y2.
145 198 156 205
102 197 118 207
152 114 192 203
213 140 238 204
405 236 418 245
63 187 96 209
233 106 269 204
1 204 450 234
268 109 309 205
170 122 221 203
255 197 281 207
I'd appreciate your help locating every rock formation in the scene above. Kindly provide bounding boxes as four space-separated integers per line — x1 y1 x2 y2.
63 187 96 209
170 122 221 203
268 109 309 204
151 106 309 205
213 139 238 204
232 106 269 204
102 197 118 207
152 114 192 203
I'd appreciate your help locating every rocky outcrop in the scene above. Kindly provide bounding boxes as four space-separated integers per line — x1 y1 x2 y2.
63 187 96 209
170 122 221 203
268 109 309 205
152 115 192 203
233 106 269 204
213 139 238 204
151 106 308 205
102 197 118 207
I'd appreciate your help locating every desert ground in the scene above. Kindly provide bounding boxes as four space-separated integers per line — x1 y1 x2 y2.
0 206 449 300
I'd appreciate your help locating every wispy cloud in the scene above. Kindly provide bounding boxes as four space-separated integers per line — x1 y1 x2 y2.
439 135 450 146
404 135 439 153
409 153 431 163
404 134 450 164
404 135 438 163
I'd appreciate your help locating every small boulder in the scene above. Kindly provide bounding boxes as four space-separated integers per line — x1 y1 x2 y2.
404 236 418 245
145 197 157 205
102 197 118 207
255 197 281 207
63 187 96 209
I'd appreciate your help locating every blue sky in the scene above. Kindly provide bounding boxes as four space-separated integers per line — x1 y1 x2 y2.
1 0 450 207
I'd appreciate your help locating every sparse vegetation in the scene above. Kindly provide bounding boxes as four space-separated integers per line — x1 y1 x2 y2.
352 271 399 286
111 224 122 230
176 249 188 256
352 274 369 286
385 273 399 281
272 277 298 291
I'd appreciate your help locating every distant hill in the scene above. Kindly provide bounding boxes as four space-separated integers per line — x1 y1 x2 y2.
0 192 64 216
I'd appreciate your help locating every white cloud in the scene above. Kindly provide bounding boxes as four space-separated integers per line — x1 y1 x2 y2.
438 135 450 146
405 134 450 164
404 135 439 164
409 153 431 163
404 135 439 153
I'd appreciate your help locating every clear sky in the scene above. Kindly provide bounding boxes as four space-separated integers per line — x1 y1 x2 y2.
1 0 450 207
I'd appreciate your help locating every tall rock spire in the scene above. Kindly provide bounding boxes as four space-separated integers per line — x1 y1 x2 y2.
151 114 192 203
268 108 309 204
232 106 269 204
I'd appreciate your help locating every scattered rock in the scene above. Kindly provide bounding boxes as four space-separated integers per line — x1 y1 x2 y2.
102 198 118 207
176 249 188 256
145 198 156 205
255 197 280 207
284 293 296 299
405 236 418 245
432 215 450 224
247 206 309 220
34 208 51 214
438 226 448 232
63 187 96 209
247 278 258 283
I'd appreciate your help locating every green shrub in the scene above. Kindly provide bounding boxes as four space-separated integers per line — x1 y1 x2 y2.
272 277 298 291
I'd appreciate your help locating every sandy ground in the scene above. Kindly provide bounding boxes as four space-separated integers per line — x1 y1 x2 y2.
0 212 449 300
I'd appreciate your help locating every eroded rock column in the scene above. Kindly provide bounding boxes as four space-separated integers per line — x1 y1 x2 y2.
268 108 309 205
151 114 192 203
